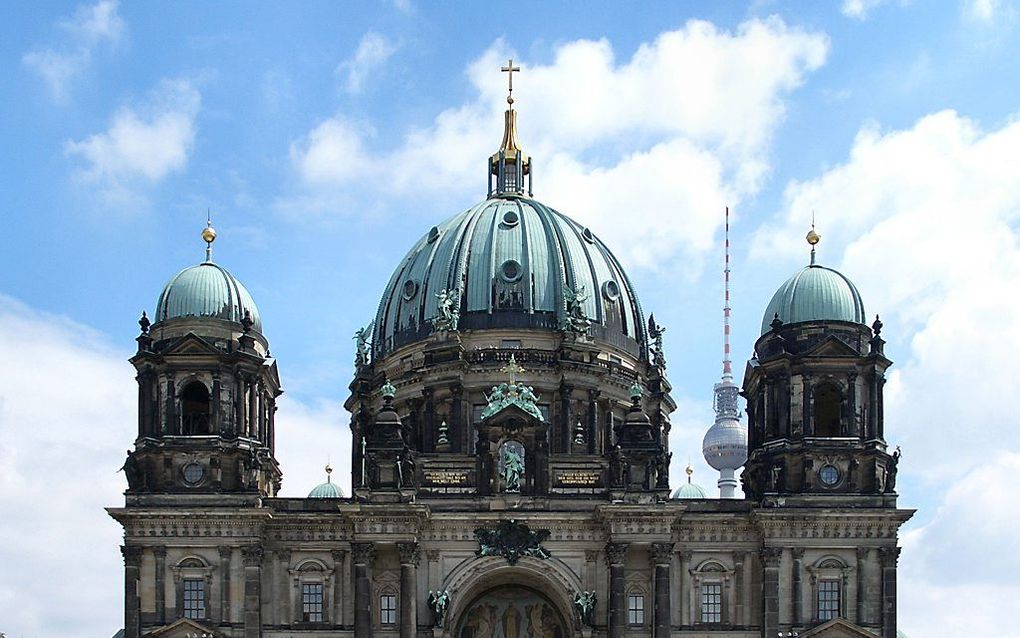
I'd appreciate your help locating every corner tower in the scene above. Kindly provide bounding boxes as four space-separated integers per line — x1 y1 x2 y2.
124 221 283 503
741 226 897 505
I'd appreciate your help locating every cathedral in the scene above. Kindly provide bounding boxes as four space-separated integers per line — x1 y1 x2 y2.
108 62 913 638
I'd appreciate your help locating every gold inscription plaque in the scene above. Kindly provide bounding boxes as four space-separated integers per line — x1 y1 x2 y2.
423 469 471 486
555 470 602 487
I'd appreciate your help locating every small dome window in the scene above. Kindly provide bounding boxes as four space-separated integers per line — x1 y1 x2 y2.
818 464 841 487
402 280 418 300
602 280 621 301
502 210 520 227
181 462 205 486
427 226 440 243
499 259 523 283
582 228 595 243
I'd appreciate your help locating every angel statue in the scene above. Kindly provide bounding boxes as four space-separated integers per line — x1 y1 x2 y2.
562 285 591 333
430 288 461 331
353 321 374 366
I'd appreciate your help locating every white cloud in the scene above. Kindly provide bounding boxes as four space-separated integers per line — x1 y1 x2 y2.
752 110 1020 635
65 78 200 204
289 19 828 271
963 0 1008 22
0 294 132 637
274 396 352 497
22 0 125 101
841 0 889 19
337 32 398 93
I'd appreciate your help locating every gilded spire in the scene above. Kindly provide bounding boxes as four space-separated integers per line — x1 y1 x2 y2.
202 210 217 262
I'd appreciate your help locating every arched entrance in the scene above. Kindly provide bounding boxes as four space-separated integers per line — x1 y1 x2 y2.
456 585 566 638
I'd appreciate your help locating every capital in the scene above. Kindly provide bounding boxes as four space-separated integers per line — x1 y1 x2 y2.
760 546 783 568
121 545 143 566
650 542 674 565
879 546 901 567
218 546 233 560
331 549 349 563
397 541 421 566
352 542 377 565
241 545 264 567
604 542 628 565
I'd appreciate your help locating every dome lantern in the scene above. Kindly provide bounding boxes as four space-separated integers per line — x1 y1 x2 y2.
488 59 532 198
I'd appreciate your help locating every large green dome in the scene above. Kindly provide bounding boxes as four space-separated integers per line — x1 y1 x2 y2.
760 263 866 335
155 261 262 332
373 196 645 357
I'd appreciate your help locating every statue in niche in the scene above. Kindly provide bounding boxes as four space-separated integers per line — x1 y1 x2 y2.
430 287 461 331
573 590 597 626
353 321 373 366
500 442 525 492
428 590 450 627
562 285 591 334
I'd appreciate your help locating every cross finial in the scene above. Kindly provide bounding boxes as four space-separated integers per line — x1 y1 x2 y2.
501 58 520 105
501 354 525 385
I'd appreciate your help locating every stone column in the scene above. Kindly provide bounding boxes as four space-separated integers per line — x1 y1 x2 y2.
242 546 263 638
734 551 746 628
153 546 167 625
856 547 868 624
212 373 222 434
247 377 258 438
352 542 377 637
450 383 464 452
761 547 782 637
122 545 143 638
219 546 232 625
650 543 673 638
276 550 291 625
880 547 900 638
332 549 348 626
398 542 420 638
791 548 804 627
678 550 691 626
165 373 176 434
605 542 628 638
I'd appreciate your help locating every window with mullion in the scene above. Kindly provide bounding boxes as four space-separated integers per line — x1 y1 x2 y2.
380 593 398 624
701 582 722 623
817 579 841 620
302 583 324 622
627 594 645 625
182 578 206 620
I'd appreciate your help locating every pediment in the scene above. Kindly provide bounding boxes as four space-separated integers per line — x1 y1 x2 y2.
147 618 221 638
799 618 878 638
165 333 222 357
481 401 543 426
805 335 859 358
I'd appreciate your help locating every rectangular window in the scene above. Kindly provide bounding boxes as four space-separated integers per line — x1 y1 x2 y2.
183 578 205 620
302 583 324 622
380 593 398 624
818 579 841 621
701 583 722 623
627 594 645 625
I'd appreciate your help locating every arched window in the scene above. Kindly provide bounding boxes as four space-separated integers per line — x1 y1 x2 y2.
173 556 212 622
808 556 849 623
692 559 733 625
180 381 211 435
813 382 842 437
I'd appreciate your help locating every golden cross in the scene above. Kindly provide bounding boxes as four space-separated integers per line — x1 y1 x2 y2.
501 354 525 385
501 58 520 103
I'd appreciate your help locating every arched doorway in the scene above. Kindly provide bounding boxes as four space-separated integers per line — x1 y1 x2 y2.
456 585 566 638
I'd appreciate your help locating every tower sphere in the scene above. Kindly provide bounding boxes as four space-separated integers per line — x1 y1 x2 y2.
702 415 747 471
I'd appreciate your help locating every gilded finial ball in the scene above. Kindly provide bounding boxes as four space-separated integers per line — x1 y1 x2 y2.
685 464 694 477
325 463 333 475
202 224 217 244
806 228 820 245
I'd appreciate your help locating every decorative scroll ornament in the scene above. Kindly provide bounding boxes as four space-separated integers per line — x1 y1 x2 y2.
474 518 551 565
480 355 543 421
562 285 591 333
573 590 597 625
353 321 373 366
428 590 451 627
430 287 461 331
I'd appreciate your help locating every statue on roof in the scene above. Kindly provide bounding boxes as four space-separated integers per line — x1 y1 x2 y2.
562 285 591 334
353 321 374 366
648 314 666 367
430 288 461 331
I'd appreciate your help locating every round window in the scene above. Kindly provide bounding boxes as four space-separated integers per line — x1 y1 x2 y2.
602 280 621 301
427 226 440 243
402 280 418 300
502 210 520 227
500 259 523 283
818 464 840 487
582 227 595 243
182 462 205 486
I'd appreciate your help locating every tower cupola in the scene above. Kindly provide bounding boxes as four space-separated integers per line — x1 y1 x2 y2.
488 58 532 197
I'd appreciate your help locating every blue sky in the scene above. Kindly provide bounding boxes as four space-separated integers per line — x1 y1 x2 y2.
2 1 1020 636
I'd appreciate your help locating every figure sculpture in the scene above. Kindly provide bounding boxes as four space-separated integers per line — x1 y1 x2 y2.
562 285 591 333
500 443 525 492
573 590 597 626
430 288 461 331
353 321 373 366
428 590 451 627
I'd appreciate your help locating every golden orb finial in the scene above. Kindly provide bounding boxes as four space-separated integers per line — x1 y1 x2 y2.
202 212 217 261
806 228 820 245
685 464 694 483
325 463 333 482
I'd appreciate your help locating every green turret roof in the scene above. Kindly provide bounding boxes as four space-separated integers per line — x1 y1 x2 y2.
760 263 866 335
155 261 261 332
